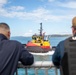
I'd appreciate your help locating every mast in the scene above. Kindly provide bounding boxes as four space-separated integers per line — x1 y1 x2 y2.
40 23 43 36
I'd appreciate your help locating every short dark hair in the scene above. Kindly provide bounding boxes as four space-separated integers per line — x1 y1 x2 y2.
0 22 10 29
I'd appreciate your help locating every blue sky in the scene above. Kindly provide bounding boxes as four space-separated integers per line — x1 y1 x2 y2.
0 0 76 36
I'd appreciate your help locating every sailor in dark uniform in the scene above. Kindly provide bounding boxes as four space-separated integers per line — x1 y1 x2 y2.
52 17 76 75
0 23 34 75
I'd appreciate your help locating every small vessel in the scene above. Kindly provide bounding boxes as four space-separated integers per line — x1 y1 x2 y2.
26 23 52 53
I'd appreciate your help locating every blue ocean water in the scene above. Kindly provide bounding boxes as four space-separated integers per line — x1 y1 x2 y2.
11 36 69 75
11 36 68 46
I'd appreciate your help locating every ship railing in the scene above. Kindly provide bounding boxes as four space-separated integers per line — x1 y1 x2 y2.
16 61 59 75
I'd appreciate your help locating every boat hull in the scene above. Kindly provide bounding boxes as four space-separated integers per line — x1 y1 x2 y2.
26 46 51 53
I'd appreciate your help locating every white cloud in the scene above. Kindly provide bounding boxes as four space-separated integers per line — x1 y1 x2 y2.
0 0 7 4
23 30 33 37
0 0 76 23
59 1 76 8
9 6 25 11
0 0 7 7
0 7 75 22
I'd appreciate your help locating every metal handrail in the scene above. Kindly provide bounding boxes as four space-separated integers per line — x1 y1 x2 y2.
16 61 58 75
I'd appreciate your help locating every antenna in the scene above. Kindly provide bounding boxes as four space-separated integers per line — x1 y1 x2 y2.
40 23 43 36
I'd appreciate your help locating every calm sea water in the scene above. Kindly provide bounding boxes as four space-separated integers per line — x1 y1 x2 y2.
11 36 68 46
11 36 69 75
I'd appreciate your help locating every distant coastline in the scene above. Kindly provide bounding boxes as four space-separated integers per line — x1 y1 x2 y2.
48 34 72 37
11 34 72 38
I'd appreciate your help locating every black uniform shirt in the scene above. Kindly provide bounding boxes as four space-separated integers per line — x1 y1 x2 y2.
0 34 34 75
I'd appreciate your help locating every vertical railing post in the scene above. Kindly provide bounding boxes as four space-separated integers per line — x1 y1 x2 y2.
25 68 28 75
16 69 18 75
35 68 38 75
45 68 48 75
55 68 58 75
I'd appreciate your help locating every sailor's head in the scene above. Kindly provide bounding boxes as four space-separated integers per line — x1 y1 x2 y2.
0 22 10 39
72 17 76 28
72 17 76 36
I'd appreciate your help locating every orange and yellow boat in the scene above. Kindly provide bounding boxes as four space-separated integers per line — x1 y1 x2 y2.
26 23 52 53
